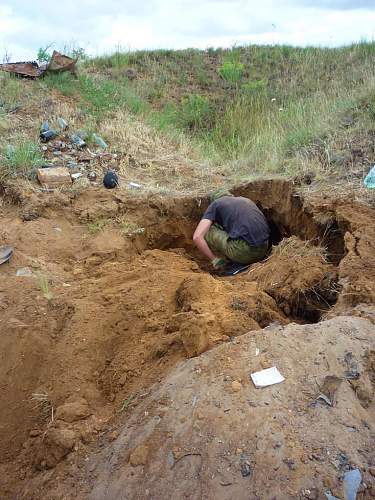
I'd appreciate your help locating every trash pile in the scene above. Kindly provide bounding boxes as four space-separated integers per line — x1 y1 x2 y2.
0 51 76 79
36 118 119 189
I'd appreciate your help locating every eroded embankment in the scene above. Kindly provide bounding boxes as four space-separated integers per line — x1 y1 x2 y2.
0 179 374 498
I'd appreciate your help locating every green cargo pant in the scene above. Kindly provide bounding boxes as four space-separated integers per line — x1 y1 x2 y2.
205 224 268 265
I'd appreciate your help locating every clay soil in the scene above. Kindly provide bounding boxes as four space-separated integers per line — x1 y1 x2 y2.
0 179 375 499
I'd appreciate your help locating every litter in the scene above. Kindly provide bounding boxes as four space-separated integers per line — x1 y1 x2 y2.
103 171 119 189
6 145 15 159
71 172 83 180
0 245 13 265
92 133 108 149
0 61 43 78
250 366 285 388
325 492 339 500
364 165 375 189
37 167 72 188
316 375 342 407
47 51 77 74
0 51 77 79
57 117 69 130
129 182 142 189
70 134 86 148
16 267 34 277
40 121 50 133
40 130 58 142
343 468 361 500
344 352 360 380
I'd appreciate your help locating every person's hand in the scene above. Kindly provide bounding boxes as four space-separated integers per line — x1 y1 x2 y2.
211 257 226 269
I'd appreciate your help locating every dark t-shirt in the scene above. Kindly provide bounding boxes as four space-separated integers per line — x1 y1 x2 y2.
202 196 270 247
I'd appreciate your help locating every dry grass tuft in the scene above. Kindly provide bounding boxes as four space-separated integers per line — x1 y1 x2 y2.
270 236 328 261
31 392 54 422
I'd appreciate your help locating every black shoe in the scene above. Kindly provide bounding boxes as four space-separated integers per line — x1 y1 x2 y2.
222 262 250 276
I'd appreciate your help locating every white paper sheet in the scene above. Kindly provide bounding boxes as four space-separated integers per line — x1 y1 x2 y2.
250 366 285 388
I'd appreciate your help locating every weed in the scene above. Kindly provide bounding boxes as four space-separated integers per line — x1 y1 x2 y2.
219 60 245 84
43 72 76 97
117 394 136 413
119 221 145 237
36 273 53 301
242 79 268 96
1 140 43 179
179 94 212 131
0 73 23 109
37 44 53 64
31 392 54 421
86 219 107 234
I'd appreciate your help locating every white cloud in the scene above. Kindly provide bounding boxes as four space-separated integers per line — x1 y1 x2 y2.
1 0 375 61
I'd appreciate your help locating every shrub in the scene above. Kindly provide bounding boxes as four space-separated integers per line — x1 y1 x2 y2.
179 94 212 131
219 60 244 84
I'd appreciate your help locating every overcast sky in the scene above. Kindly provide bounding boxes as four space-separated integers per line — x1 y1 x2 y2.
1 0 375 61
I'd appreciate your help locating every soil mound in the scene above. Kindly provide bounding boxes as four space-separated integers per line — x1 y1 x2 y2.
84 317 375 500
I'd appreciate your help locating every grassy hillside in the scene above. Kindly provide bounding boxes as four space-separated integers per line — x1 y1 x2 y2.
1 43 375 188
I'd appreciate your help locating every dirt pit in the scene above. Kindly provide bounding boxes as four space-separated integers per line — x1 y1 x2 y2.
0 179 374 498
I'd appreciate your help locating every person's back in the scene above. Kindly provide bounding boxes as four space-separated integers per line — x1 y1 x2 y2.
204 196 270 247
193 191 270 274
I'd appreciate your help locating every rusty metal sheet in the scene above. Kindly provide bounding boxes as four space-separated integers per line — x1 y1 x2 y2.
0 61 43 78
47 51 77 73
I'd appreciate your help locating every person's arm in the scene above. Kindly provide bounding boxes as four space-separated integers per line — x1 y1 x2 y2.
193 219 216 261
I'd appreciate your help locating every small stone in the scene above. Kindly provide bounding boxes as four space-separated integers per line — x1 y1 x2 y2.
129 444 149 466
370 467 375 477
231 380 242 392
55 398 91 423
109 430 119 441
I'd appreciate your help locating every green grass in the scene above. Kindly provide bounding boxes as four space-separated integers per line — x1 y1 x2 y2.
42 42 375 180
1 140 44 179
86 219 108 234
36 273 53 301
0 73 23 110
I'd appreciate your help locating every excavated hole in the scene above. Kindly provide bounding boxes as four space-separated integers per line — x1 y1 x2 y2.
144 180 345 325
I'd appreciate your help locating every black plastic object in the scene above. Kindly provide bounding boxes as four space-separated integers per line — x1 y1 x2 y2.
40 130 58 142
103 171 118 189
0 245 13 265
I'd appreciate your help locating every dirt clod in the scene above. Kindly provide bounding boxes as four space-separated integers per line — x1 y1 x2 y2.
55 398 91 423
129 444 149 466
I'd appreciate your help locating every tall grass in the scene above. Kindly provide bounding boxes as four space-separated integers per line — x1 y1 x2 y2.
47 42 375 178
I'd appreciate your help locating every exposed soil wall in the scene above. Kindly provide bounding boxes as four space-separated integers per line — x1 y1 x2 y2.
0 179 374 498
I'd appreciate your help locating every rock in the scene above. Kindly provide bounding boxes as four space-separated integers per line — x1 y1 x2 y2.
129 444 149 466
37 167 72 188
55 398 91 423
231 380 242 392
36 427 76 468
109 430 119 441
48 428 76 450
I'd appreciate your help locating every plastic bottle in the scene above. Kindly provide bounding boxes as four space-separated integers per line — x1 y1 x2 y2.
364 165 375 189
57 117 69 130
40 130 58 142
92 133 108 149
70 134 86 148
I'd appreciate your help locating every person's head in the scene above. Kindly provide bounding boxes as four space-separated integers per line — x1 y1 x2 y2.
209 188 233 203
